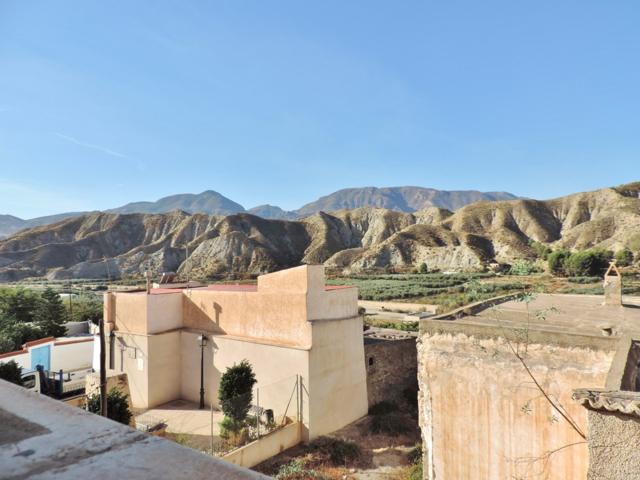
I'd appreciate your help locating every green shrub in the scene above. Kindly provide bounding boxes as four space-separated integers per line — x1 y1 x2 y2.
508 260 541 276
308 436 361 465
548 250 571 275
87 388 132 425
615 248 634 267
0 360 23 385
564 249 613 277
218 360 257 429
529 241 553 260
275 459 329 480
368 401 398 416
416 262 428 274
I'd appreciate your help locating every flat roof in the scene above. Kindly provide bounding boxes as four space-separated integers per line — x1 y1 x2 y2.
421 294 640 349
129 284 355 295
0 380 265 479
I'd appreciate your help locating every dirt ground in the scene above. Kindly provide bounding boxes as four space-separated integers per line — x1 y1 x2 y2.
254 410 421 480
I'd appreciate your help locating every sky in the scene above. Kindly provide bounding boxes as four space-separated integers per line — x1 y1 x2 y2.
1 1 639 219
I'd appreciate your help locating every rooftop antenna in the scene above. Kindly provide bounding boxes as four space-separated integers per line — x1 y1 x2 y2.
185 244 190 285
145 270 151 295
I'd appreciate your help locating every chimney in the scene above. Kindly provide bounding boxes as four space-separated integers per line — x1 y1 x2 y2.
603 261 622 306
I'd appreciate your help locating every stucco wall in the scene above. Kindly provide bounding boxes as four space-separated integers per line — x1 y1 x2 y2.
147 331 181 407
308 316 368 439
182 290 312 348
223 422 302 469
112 332 149 409
180 331 309 428
364 337 417 407
418 332 614 480
0 338 93 373
51 339 93 372
585 409 640 480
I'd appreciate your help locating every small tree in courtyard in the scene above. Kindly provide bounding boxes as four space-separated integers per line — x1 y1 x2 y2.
87 388 132 425
218 360 257 436
0 360 23 385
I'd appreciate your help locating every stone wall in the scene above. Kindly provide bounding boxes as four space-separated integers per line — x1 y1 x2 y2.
585 409 640 479
364 335 417 408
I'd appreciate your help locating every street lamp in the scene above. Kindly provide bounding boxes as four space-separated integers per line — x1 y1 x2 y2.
197 334 207 409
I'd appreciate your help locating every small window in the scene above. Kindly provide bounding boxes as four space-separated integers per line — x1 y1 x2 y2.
368 357 374 366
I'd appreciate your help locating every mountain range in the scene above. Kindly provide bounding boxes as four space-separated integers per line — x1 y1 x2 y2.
0 187 517 238
0 182 637 282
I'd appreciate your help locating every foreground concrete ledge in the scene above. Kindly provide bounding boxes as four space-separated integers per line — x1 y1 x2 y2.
573 388 640 417
0 380 266 480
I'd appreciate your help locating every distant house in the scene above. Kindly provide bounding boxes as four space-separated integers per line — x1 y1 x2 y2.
417 268 640 479
101 265 368 440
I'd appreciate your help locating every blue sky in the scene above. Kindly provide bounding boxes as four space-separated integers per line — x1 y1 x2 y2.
1 1 639 218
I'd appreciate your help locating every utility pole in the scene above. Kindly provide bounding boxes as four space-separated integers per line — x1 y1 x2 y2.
99 317 107 417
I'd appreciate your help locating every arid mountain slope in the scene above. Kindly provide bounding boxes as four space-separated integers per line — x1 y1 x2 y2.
295 187 518 216
0 183 637 281
0 186 516 237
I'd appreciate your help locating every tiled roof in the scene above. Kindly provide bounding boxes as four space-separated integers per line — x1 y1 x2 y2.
573 388 640 417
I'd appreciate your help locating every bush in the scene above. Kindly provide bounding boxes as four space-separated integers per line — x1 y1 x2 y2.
529 241 552 260
370 411 411 436
615 248 634 267
548 250 571 275
0 360 23 385
368 401 398 416
218 360 257 432
564 249 612 277
548 249 613 277
308 436 361 465
87 388 132 425
416 262 428 274
508 260 541 276
275 459 329 480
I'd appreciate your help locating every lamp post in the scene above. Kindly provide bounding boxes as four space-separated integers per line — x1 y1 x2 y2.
198 334 207 409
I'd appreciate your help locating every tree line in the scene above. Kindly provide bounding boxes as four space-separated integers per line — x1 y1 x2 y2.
0 287 103 354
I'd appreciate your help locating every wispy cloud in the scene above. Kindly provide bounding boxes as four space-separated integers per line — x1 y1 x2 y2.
54 132 127 159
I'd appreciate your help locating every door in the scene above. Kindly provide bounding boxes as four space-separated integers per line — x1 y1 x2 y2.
31 345 51 371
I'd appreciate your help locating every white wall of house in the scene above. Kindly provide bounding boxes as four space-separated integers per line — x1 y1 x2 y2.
0 337 93 373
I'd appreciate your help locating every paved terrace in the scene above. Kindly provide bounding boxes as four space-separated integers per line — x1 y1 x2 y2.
0 380 266 479
421 293 640 349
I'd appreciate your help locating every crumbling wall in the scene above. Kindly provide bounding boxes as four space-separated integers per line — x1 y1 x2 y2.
585 409 640 479
417 331 614 480
365 337 417 408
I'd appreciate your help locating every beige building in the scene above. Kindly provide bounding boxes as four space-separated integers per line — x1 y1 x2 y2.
418 280 640 479
102 265 368 440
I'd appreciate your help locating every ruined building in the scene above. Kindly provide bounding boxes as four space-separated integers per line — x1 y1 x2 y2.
418 264 640 479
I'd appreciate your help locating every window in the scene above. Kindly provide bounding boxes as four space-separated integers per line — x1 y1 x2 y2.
368 357 374 366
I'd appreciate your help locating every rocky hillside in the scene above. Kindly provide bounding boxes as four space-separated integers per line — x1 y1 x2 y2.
108 190 245 215
295 187 518 216
0 187 516 237
0 183 637 281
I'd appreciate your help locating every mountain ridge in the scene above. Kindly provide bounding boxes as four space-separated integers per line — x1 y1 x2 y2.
0 182 637 281
0 186 518 237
